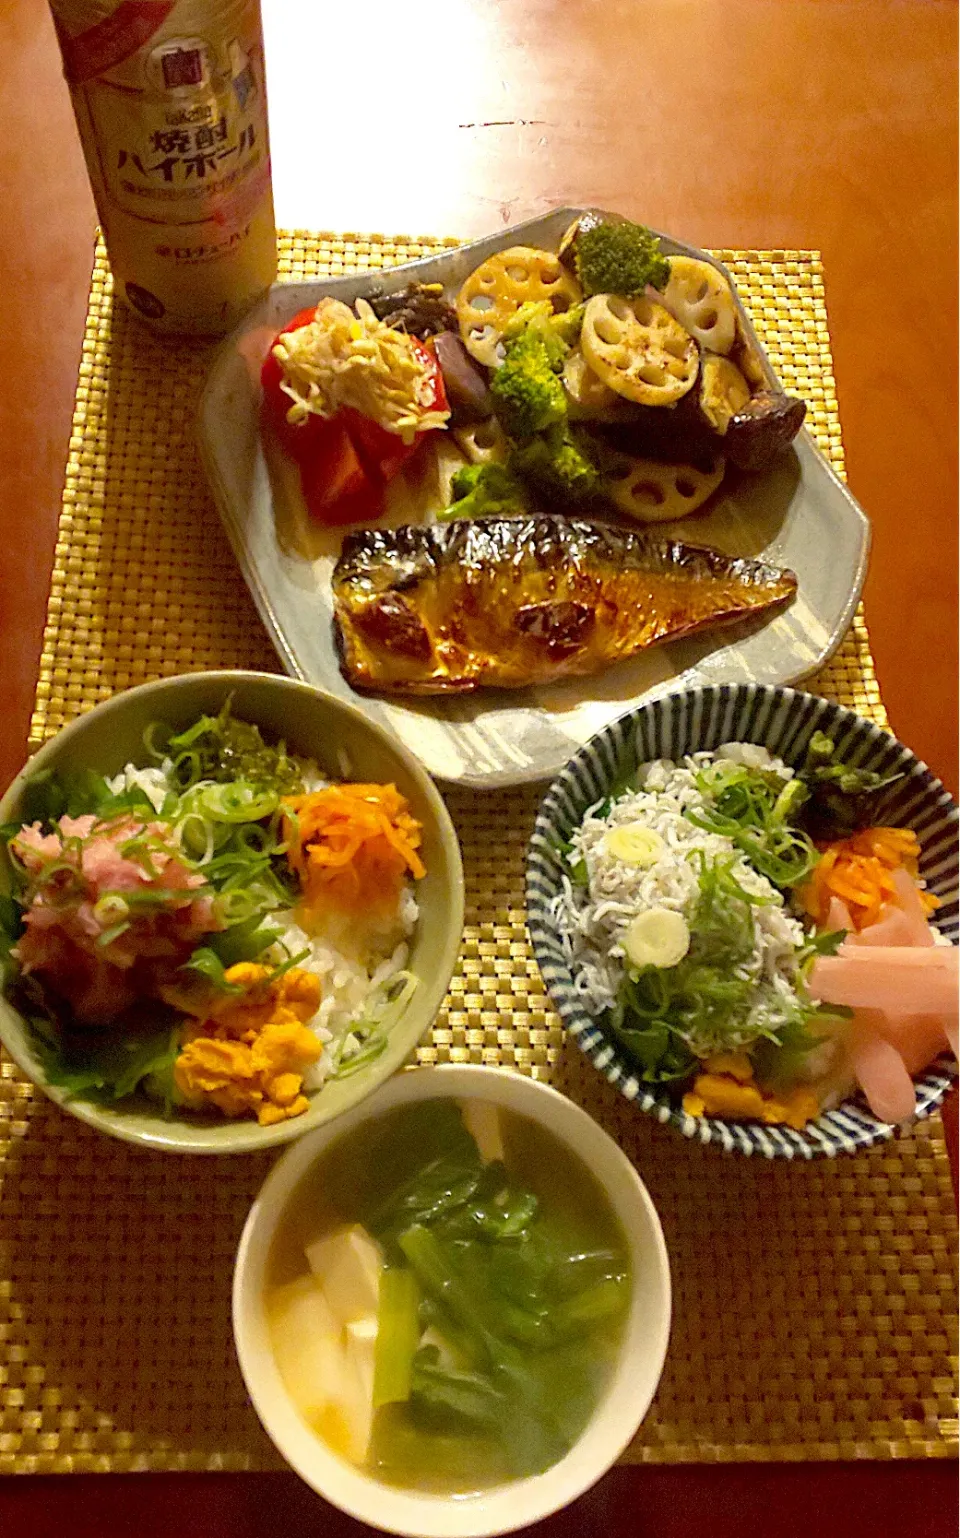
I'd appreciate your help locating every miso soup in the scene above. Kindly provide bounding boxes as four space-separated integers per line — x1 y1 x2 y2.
265 1097 632 1495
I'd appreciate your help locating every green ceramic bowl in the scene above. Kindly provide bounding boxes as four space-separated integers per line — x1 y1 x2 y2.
0 673 465 1154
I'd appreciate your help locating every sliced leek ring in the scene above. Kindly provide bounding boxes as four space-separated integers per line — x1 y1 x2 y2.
456 247 582 368
661 256 737 356
604 824 666 867
602 452 725 523
623 908 691 970
581 294 698 407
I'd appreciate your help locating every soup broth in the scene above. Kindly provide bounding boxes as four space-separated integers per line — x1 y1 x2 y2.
265 1097 632 1495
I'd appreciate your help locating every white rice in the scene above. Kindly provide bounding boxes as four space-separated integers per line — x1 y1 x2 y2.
550 744 813 1058
283 887 419 1088
290 762 419 1081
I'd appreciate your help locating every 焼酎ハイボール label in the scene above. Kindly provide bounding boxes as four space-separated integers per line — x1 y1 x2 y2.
50 0 277 334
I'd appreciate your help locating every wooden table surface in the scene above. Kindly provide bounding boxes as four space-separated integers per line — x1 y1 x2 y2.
0 1 956 1534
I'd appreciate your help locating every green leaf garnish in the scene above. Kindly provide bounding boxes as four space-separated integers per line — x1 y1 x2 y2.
36 1021 181 1104
686 761 819 888
183 947 245 994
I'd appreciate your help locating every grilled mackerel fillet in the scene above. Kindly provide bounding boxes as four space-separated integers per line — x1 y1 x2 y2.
332 516 797 695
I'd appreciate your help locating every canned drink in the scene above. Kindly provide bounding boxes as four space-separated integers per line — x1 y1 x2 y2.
50 0 278 335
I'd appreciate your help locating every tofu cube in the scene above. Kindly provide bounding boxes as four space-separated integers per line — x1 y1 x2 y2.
305 1224 382 1325
460 1099 505 1164
344 1316 378 1440
266 1275 345 1419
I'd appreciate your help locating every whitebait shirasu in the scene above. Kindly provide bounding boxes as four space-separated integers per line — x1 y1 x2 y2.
550 745 812 1057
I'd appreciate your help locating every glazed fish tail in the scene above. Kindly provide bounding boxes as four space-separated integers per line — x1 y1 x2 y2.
332 516 798 695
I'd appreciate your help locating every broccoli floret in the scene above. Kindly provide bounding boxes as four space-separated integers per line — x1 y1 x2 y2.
502 301 582 371
503 300 556 344
490 329 567 440
575 219 670 298
550 301 585 348
512 424 600 507
441 461 528 521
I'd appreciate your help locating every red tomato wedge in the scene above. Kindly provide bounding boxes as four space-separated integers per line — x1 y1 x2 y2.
260 310 447 524
260 307 323 458
338 407 420 482
297 417 384 526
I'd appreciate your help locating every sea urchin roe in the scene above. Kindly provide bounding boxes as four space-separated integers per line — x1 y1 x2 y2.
272 297 450 442
682 1054 820 1131
282 784 425 929
174 962 322 1126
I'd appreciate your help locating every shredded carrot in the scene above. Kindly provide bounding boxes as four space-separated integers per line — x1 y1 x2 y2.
799 825 939 930
282 783 425 925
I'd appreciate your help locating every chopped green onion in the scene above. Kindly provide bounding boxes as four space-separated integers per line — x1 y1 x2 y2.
93 894 129 926
183 947 245 993
198 782 279 824
204 915 283 967
168 715 220 752
171 750 203 791
142 721 173 763
176 813 215 863
332 972 418 1078
219 888 261 925
687 763 818 889
117 835 162 878
96 920 131 948
236 824 272 854
264 947 311 986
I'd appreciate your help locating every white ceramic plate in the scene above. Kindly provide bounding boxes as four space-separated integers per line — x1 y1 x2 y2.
198 208 870 789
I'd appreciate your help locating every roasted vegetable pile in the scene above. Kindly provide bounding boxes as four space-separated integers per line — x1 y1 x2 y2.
447 213 807 525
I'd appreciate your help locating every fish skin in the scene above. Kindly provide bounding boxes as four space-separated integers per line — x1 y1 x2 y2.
332 516 797 695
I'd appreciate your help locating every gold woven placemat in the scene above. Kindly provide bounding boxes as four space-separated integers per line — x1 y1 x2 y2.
1 234 955 1474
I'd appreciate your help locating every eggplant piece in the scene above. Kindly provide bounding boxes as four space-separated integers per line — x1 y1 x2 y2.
586 353 747 460
367 282 456 338
592 399 711 462
724 391 807 472
557 209 613 272
595 372 803 472
431 330 493 424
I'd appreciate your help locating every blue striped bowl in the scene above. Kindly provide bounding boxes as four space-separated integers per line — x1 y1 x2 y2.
526 684 958 1158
